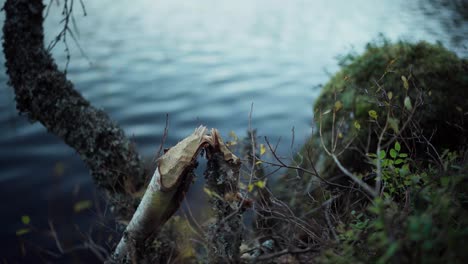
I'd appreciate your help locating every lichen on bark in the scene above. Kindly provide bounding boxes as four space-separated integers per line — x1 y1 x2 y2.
2 0 146 219
204 130 244 263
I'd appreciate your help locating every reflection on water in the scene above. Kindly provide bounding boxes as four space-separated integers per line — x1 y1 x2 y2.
0 0 466 260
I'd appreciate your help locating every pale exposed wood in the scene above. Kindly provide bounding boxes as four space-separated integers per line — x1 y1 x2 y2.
111 126 208 262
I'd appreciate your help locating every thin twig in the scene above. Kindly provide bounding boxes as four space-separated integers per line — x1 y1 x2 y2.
332 154 377 198
255 246 317 261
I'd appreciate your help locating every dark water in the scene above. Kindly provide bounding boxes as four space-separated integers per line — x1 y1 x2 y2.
0 0 466 261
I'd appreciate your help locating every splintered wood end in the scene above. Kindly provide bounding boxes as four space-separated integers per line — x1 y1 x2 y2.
205 128 241 165
158 126 208 190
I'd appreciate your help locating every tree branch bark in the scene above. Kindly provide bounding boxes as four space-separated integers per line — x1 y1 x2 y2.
204 129 244 263
2 0 145 219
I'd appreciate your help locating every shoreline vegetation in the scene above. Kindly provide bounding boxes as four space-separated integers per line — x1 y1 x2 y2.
146 40 468 263
268 40 468 263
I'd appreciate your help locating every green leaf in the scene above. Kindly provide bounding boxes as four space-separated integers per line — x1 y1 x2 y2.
387 91 393 100
21 215 31 225
73 200 92 213
16 228 30 236
404 96 413 111
368 110 378 120
379 150 386 159
247 184 254 192
388 118 399 133
395 142 401 152
440 177 451 187
390 149 398 159
410 175 421 183
399 153 408 158
400 164 410 176
395 159 404 165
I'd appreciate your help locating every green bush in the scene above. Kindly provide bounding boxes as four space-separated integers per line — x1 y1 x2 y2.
270 40 468 263
276 40 467 202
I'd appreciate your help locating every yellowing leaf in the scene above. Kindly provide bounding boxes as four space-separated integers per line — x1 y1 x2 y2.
16 228 30 236
73 200 92 213
260 144 266 155
338 132 343 139
255 160 263 165
404 96 413 111
21 215 30 225
203 187 213 197
354 121 361 130
401 75 409 90
368 110 378 120
229 131 238 141
204 187 223 200
334 101 343 112
248 184 254 192
238 182 247 190
387 92 393 100
255 180 267 189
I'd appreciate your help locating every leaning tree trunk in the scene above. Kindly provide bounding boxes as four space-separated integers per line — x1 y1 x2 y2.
2 0 145 219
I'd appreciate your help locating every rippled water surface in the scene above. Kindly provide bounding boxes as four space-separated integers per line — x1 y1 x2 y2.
0 0 466 260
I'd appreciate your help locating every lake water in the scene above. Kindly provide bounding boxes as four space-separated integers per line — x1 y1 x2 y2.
0 0 466 261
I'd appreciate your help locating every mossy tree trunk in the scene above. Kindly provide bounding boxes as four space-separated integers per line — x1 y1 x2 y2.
2 0 146 220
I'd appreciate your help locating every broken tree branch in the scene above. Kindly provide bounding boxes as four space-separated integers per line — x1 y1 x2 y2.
110 126 208 263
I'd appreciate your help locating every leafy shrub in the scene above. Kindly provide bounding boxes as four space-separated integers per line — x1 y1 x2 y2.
270 40 468 263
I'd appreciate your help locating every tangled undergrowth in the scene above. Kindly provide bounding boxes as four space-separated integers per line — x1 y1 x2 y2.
138 40 468 264
263 40 468 263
